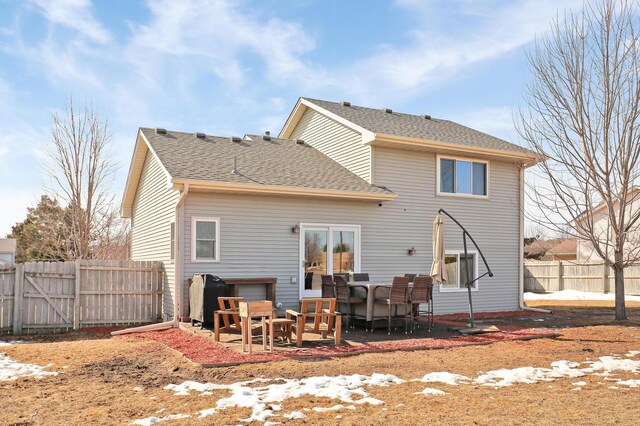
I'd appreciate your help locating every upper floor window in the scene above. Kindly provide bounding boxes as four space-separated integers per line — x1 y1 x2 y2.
438 156 488 197
191 217 220 262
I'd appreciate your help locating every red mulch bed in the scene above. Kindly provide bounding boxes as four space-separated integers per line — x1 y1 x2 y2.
129 325 557 367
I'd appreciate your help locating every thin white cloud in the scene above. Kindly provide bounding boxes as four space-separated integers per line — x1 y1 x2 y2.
334 0 584 103
33 0 111 44
127 0 318 87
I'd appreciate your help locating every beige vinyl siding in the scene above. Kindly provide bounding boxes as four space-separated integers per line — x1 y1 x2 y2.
130 151 179 318
180 147 521 315
290 107 371 182
372 147 522 313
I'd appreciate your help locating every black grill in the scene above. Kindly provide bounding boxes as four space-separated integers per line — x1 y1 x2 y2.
189 274 230 328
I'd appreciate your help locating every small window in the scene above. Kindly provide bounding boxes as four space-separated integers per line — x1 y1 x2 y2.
441 251 478 291
438 156 488 197
170 222 175 261
191 217 220 262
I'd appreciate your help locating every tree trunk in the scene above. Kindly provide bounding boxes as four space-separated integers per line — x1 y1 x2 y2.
613 250 627 321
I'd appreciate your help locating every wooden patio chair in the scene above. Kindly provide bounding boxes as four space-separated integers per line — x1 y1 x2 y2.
335 275 366 331
321 274 335 298
286 298 342 347
214 296 245 342
239 300 274 353
372 276 411 335
410 276 434 331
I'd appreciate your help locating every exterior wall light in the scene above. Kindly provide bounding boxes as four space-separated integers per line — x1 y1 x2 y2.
291 224 300 234
408 247 416 256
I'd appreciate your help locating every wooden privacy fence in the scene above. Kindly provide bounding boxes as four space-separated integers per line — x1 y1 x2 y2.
0 260 163 335
524 261 640 294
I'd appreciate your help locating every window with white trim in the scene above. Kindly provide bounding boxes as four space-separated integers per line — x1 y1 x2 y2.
191 217 220 262
440 251 478 291
438 156 488 197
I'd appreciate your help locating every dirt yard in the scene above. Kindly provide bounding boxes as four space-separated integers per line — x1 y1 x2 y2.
1 303 639 425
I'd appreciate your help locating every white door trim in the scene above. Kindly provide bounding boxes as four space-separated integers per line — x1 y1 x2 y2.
298 223 361 298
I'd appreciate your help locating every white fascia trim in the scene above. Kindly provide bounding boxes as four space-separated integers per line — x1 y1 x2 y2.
291 98 377 143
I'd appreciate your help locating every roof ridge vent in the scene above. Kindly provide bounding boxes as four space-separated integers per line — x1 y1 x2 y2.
341 101 351 107
155 128 167 134
422 115 432 120
382 108 393 114
295 139 305 145
263 131 271 141
230 136 242 143
194 132 206 138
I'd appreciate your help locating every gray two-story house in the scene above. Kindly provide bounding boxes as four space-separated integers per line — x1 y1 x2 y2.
122 98 538 320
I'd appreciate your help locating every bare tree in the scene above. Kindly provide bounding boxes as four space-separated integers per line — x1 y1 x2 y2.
44 98 120 260
519 0 640 320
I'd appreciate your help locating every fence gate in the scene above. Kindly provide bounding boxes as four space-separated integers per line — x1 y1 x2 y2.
14 262 76 333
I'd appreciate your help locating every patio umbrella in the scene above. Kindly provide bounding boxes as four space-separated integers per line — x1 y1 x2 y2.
431 214 447 284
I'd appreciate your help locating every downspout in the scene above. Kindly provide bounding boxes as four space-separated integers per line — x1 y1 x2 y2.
112 183 190 335
518 164 551 314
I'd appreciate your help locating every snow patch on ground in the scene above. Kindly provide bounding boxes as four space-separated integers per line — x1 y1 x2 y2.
417 388 447 395
141 352 640 424
524 290 640 302
130 414 190 425
417 372 470 385
0 340 28 347
0 353 58 381
312 404 356 412
616 379 640 388
282 411 306 419
165 373 401 423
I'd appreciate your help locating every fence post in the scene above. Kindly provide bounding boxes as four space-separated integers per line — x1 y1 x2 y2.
603 262 610 294
12 264 23 335
74 260 81 330
557 260 563 291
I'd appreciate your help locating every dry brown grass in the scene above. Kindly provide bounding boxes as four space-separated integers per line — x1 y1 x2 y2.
0 307 639 425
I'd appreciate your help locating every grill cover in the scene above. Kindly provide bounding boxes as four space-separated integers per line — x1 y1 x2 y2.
189 274 230 328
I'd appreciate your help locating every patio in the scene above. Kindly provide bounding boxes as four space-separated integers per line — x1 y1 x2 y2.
128 311 559 367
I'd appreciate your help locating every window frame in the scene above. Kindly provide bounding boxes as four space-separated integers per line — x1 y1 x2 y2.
436 154 490 199
191 216 221 263
439 249 480 293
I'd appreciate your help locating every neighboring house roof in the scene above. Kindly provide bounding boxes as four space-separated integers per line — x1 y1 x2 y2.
121 128 395 217
573 187 640 225
524 239 561 259
281 98 539 163
548 238 577 256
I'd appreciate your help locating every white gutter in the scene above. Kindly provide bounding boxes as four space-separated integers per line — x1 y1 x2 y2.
112 183 190 335
517 165 551 314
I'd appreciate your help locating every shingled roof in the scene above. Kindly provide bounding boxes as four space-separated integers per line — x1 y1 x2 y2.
140 128 393 196
300 98 535 157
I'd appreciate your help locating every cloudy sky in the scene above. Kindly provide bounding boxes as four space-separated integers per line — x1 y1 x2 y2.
0 0 583 235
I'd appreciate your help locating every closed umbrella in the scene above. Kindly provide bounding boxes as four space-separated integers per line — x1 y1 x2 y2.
431 214 447 284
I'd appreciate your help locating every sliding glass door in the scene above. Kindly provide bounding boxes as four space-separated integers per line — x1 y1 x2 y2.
300 224 360 297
